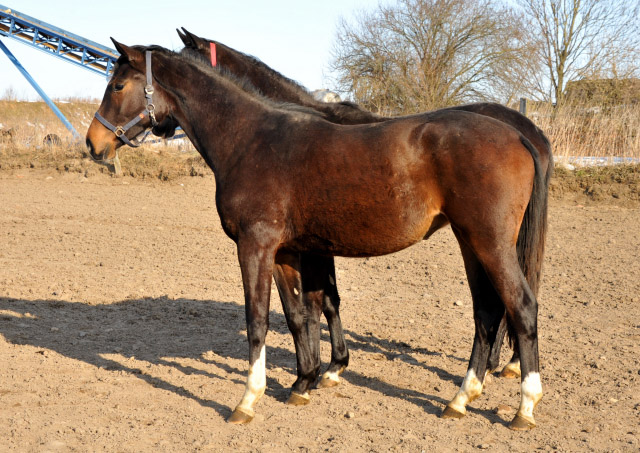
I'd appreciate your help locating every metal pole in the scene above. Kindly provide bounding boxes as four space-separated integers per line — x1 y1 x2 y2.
0 38 81 140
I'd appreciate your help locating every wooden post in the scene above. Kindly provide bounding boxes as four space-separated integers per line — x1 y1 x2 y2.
113 153 122 176
519 98 527 116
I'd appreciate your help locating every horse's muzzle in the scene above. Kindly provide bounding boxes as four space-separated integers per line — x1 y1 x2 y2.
85 137 114 162
85 137 102 161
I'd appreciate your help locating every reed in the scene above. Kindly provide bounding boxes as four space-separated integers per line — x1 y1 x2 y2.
528 102 640 161
2 97 639 170
0 97 207 180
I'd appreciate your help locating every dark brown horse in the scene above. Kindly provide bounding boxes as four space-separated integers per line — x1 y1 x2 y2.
174 28 553 381
86 43 547 430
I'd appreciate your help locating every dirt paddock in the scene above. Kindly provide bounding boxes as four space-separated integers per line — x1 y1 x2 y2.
1 169 639 452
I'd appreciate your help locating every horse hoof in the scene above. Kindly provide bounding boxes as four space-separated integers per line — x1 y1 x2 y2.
509 414 535 430
227 407 254 424
441 405 465 419
286 392 310 406
499 362 521 379
317 375 340 389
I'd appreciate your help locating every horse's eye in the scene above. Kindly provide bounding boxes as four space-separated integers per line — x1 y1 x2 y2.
113 83 125 92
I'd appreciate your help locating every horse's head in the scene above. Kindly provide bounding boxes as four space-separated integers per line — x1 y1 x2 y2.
86 40 172 161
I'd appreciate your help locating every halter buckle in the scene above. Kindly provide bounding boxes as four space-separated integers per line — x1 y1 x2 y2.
114 126 125 137
145 85 154 95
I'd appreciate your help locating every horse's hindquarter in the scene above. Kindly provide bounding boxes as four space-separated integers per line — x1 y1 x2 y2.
420 111 536 245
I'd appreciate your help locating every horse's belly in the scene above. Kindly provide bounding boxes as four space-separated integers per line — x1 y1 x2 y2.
291 209 440 257
289 168 444 256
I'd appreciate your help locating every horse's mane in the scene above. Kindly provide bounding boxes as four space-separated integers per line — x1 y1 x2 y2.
213 44 378 116
214 42 312 97
135 45 325 120
176 36 386 124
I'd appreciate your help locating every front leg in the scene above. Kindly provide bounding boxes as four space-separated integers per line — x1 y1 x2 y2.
228 233 278 424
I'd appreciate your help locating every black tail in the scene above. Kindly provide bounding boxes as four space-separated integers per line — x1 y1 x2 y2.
518 134 552 297
504 136 552 349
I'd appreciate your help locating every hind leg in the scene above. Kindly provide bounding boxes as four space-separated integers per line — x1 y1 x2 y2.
442 238 505 419
272 252 317 406
310 256 349 388
463 239 542 429
489 316 521 378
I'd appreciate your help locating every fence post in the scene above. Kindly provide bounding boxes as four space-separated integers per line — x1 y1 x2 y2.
519 97 527 116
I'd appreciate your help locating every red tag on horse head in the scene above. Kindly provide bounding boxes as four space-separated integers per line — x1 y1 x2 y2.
210 42 217 67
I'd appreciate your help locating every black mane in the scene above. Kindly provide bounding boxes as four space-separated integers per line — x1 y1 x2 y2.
218 43 311 96
151 45 324 119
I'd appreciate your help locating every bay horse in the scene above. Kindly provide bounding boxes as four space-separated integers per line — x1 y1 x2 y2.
172 28 553 382
86 42 547 430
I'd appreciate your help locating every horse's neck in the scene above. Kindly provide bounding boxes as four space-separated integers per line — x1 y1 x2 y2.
162 62 266 176
262 73 316 108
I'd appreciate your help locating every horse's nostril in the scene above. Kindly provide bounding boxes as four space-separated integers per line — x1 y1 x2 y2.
86 138 94 154
85 138 102 161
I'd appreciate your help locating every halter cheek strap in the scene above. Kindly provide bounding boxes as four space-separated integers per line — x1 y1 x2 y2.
94 50 159 148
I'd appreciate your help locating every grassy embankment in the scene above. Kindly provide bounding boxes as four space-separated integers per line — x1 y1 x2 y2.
0 99 208 179
1 98 638 204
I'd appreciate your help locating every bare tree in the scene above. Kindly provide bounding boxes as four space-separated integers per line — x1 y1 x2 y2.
329 0 532 114
518 0 640 104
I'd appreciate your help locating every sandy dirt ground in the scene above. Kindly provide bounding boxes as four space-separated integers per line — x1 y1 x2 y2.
1 169 639 452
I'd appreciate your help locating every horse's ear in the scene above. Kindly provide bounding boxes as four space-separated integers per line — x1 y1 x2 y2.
111 38 143 64
180 28 208 51
177 28 192 47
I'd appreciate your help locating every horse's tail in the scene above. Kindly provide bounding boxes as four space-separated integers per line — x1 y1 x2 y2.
519 134 552 296
507 135 552 346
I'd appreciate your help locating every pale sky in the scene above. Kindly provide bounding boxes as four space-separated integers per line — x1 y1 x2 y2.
0 0 378 100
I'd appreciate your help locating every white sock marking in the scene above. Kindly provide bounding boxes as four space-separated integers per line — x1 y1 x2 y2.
321 370 341 384
518 372 542 419
236 345 266 413
448 369 484 413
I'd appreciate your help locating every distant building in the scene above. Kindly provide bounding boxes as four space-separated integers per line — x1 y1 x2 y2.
563 78 640 106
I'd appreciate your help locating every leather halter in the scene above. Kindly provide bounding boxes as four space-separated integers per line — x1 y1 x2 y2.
94 50 158 148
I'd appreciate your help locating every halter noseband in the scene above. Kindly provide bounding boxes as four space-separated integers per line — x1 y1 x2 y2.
94 50 159 148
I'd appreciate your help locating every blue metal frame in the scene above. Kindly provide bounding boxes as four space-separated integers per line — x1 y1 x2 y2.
0 4 119 141
0 4 185 143
0 4 118 78
0 39 80 139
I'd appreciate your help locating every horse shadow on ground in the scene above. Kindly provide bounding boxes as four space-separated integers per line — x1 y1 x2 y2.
0 296 502 424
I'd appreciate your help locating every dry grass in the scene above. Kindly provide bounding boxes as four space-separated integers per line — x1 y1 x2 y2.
1 99 639 205
0 140 209 181
528 102 640 161
0 99 208 181
0 99 97 146
3 98 639 161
